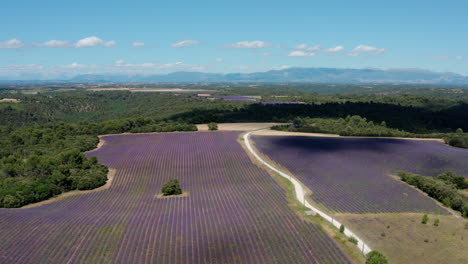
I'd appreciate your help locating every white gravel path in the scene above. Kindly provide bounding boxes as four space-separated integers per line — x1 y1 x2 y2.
243 130 372 255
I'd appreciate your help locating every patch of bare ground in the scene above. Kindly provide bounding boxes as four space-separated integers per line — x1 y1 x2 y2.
254 129 445 143
155 191 190 199
196 122 287 131
335 213 468 264
0 98 20 103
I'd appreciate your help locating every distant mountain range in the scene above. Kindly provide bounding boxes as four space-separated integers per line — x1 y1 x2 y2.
3 67 468 84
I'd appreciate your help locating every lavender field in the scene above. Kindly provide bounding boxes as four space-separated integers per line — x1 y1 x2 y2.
0 132 350 264
252 136 468 214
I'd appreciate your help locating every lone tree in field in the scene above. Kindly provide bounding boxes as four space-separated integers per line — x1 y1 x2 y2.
161 179 182 196
208 122 218 131
366 250 388 264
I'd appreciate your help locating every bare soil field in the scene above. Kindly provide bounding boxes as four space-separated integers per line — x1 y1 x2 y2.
196 123 286 131
336 213 468 264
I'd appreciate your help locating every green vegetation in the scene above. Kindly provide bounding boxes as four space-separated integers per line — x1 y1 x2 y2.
422 214 429 224
0 118 196 208
365 250 388 264
433 218 440 226
339 224 345 233
399 171 468 217
161 179 182 196
348 236 358 245
273 115 468 148
208 122 218 131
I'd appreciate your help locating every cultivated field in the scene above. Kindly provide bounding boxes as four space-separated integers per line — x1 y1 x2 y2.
0 132 351 264
251 135 468 213
88 88 214 93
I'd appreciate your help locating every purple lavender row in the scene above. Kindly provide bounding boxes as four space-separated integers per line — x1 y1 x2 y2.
0 132 351 264
252 135 467 214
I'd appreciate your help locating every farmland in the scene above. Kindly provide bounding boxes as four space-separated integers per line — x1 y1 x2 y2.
0 132 351 263
251 135 468 213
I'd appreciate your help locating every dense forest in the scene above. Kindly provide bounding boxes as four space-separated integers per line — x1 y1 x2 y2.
1 84 467 207
0 118 196 208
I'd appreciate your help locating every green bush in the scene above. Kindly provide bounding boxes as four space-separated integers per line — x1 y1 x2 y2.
161 179 182 196
433 218 440 226
366 250 388 264
422 214 429 224
339 224 345 233
348 236 358 245
208 122 218 131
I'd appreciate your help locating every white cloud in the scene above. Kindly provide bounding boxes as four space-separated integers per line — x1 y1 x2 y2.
347 45 385 56
215 58 223 62
75 36 117 48
277 65 291 70
34 40 71 48
65 62 85 68
0 39 24 49
171 40 200 48
287 50 315 57
133 42 145 47
294 44 320 51
323 46 345 53
225 41 271 49
455 56 464 60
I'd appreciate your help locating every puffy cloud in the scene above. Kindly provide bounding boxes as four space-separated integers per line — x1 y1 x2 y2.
34 40 72 48
75 36 117 48
0 39 24 49
215 58 223 62
455 56 464 60
225 41 271 49
323 46 345 53
347 45 385 56
294 44 320 51
133 42 145 47
287 51 315 57
171 40 200 48
65 62 85 68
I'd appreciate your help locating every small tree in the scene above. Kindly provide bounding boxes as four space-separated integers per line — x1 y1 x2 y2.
161 179 182 196
339 224 345 233
208 122 218 131
421 214 429 224
433 218 440 227
366 250 388 264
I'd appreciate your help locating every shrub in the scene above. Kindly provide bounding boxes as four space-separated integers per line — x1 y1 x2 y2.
433 218 440 227
208 122 218 131
366 250 388 264
422 214 429 224
380 232 386 237
348 236 358 245
161 179 182 196
339 224 345 233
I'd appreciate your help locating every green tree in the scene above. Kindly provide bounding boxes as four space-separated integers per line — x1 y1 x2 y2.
339 224 345 233
366 250 388 264
208 122 218 131
161 179 182 196
433 218 440 226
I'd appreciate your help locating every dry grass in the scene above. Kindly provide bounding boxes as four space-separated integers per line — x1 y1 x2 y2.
155 191 190 199
196 123 286 131
336 213 468 264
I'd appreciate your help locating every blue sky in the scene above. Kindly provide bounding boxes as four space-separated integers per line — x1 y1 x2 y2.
1 0 468 79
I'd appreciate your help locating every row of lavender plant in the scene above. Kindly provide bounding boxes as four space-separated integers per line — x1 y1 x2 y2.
252 135 467 214
0 132 351 263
